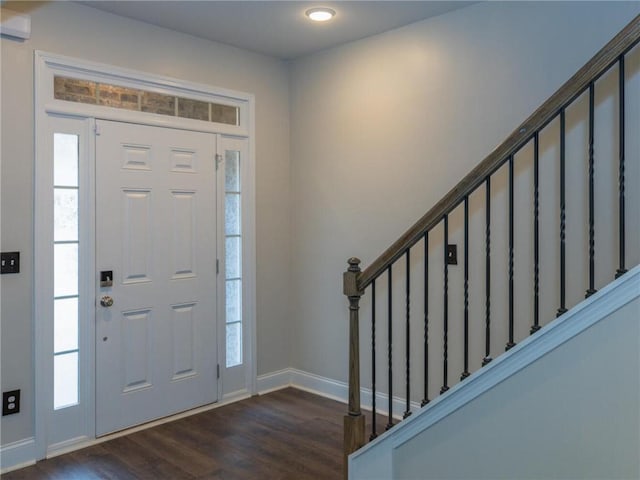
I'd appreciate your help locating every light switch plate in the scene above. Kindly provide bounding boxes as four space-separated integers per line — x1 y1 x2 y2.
1 251 20 274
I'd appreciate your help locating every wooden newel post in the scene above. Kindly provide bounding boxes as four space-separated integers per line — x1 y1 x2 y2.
343 257 365 479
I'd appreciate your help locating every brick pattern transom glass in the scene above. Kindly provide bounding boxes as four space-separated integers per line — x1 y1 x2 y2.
54 76 239 126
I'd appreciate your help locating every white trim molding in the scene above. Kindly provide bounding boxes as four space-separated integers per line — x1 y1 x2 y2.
0 437 36 474
35 51 252 137
257 368 417 420
0 7 31 40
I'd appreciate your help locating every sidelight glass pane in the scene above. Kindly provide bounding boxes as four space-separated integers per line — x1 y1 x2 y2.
225 237 241 279
225 151 240 191
54 352 78 410
54 188 78 242
54 243 78 298
54 297 78 353
226 322 242 368
54 134 79 187
225 194 241 236
226 279 242 324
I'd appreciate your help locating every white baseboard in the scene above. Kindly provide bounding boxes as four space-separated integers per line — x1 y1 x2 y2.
256 368 293 394
290 369 348 403
257 368 417 420
221 388 252 405
0 437 36 474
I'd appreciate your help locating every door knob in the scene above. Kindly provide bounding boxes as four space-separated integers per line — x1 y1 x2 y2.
100 295 114 307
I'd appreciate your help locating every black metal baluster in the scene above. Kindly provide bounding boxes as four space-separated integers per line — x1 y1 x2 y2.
461 197 470 380
483 177 492 366
531 133 541 334
441 215 450 394
616 56 627 279
370 279 377 441
404 250 411 419
421 232 430 407
557 110 568 317
506 156 516 351
586 82 597 298
386 265 394 431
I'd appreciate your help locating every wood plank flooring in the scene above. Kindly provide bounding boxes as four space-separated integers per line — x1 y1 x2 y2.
3 388 363 480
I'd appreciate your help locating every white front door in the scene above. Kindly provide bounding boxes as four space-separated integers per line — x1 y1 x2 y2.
95 120 218 436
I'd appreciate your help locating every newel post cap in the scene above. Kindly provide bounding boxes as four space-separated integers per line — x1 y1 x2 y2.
344 258 362 297
347 257 361 272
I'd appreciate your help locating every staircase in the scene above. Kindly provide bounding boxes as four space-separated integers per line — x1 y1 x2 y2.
343 15 640 479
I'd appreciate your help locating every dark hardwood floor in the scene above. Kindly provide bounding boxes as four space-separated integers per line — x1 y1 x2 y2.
3 388 362 480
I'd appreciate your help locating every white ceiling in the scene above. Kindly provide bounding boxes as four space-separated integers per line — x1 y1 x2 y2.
79 1 477 60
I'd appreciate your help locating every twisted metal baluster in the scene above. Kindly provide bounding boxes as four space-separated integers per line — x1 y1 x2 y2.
616 56 627 279
531 133 541 334
557 110 568 317
386 265 394 431
370 280 377 441
441 215 450 394
421 231 430 406
506 156 516 351
461 197 470 380
483 177 492 366
586 82 597 298
403 250 411 419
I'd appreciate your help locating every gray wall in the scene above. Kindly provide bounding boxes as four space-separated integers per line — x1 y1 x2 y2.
288 1 640 387
1 1 291 446
2 0 640 455
393 296 640 480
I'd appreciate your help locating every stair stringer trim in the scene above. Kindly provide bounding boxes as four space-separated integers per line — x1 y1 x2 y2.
349 264 640 479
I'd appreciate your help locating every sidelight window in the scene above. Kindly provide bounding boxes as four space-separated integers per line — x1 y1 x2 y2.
224 150 243 368
53 133 80 410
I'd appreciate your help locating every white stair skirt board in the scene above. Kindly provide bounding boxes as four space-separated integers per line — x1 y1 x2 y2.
349 264 640 480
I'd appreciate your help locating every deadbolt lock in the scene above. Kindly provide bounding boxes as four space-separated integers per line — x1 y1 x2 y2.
100 270 113 288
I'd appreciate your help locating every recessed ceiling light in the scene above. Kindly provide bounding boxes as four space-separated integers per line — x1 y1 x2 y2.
305 7 336 22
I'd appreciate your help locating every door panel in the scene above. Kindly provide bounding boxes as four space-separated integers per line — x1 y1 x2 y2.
96 120 217 436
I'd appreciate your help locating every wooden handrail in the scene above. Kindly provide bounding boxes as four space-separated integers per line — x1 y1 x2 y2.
357 14 640 291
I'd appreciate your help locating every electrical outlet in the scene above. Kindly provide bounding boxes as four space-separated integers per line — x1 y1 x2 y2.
1 251 20 274
3 390 20 416
447 244 458 265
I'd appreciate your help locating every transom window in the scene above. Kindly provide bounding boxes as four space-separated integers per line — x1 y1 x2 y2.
54 76 239 125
